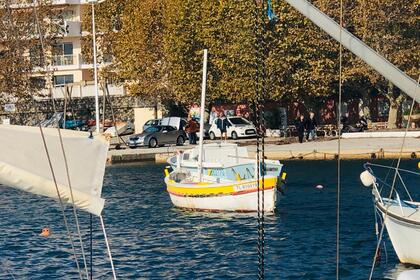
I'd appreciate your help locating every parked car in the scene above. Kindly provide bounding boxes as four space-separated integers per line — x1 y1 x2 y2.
208 116 257 140
60 115 86 130
143 119 161 131
128 125 187 148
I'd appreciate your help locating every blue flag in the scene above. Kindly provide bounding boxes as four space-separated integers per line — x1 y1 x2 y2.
267 0 278 22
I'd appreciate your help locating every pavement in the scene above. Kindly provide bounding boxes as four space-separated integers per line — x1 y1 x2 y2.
107 136 420 163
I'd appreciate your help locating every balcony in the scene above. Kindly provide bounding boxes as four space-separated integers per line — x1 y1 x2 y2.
7 0 82 8
40 83 126 98
52 54 75 66
58 21 82 37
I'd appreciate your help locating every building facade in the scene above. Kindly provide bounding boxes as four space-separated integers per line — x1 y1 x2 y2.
10 0 124 99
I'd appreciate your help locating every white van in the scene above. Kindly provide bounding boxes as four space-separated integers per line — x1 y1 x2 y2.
160 117 187 130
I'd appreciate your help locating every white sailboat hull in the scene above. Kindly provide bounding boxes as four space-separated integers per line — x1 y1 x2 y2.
384 213 420 265
168 188 277 212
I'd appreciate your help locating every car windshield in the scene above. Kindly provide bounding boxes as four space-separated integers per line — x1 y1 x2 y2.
229 117 249 125
144 126 161 133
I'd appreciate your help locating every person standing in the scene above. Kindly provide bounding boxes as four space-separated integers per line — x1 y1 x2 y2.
185 117 199 144
216 112 231 141
306 112 317 141
296 114 306 143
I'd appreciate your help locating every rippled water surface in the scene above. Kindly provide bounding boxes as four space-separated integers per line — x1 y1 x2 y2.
1 160 420 279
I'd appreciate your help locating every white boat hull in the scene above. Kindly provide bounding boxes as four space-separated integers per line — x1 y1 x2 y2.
384 213 420 265
168 188 277 212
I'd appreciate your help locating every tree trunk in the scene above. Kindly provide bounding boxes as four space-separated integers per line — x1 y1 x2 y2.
387 98 399 129
385 82 404 129
359 90 372 126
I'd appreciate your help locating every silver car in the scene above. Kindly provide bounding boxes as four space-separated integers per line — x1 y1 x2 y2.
128 125 187 148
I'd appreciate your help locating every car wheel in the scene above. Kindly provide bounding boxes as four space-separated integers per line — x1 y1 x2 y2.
176 136 185 146
231 131 238 140
148 138 158 148
209 132 216 140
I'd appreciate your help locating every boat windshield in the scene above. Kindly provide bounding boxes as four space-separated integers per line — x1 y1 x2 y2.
144 126 161 133
229 117 250 125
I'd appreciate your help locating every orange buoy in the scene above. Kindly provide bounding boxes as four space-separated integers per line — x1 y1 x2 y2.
40 227 50 237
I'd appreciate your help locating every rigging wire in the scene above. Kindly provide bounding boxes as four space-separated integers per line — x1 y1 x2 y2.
100 215 117 280
38 126 84 280
90 214 93 280
32 1 89 278
336 0 344 279
368 74 420 280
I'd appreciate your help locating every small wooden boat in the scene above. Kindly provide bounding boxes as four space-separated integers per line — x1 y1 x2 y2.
164 50 285 212
165 160 283 212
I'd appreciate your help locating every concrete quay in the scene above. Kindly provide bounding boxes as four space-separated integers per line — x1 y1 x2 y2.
107 136 420 164
248 137 420 160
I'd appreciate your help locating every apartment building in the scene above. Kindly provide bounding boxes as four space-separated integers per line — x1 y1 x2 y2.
10 0 124 99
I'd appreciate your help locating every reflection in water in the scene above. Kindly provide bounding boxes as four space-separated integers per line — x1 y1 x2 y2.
0 160 419 279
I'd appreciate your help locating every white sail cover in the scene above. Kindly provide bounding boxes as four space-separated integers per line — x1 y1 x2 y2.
0 125 109 216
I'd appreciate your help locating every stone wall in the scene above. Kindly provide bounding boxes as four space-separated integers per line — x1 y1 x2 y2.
0 95 152 125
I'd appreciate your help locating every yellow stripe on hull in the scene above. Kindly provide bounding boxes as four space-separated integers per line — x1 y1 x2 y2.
166 177 278 196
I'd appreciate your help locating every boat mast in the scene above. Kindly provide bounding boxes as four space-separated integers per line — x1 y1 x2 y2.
90 0 100 133
198 49 208 182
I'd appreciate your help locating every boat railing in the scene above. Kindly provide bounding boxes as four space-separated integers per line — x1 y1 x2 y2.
364 162 419 203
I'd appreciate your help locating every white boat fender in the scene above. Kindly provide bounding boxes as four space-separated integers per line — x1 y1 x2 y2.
397 270 420 280
360 170 376 187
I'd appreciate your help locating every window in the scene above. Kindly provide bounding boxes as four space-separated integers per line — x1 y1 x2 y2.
53 43 73 56
53 75 74 87
144 126 161 133
53 43 74 65
60 10 75 21
228 117 250 125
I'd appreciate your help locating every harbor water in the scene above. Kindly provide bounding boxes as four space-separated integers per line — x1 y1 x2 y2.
1 160 419 279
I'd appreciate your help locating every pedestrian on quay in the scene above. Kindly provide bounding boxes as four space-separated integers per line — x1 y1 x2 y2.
185 116 199 144
296 114 306 143
306 111 317 141
216 112 231 141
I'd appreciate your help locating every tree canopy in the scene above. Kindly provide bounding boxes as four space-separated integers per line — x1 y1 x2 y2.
0 0 58 101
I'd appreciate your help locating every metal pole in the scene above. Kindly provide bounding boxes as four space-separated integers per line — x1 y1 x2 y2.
197 49 208 182
92 2 100 133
